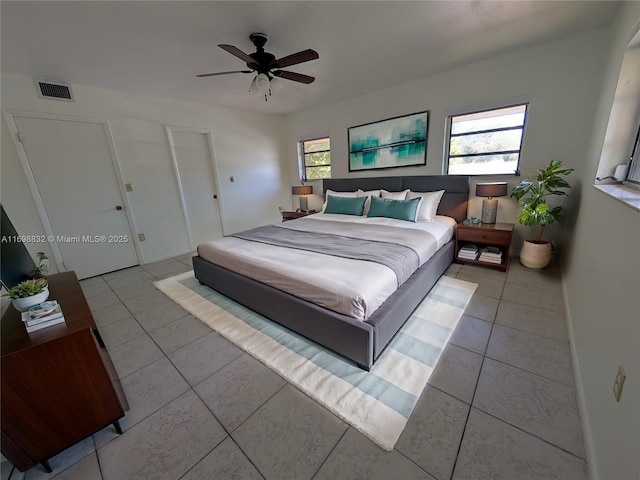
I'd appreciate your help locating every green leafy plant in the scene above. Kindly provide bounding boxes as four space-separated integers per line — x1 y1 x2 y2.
2 279 47 299
31 252 49 278
511 160 574 243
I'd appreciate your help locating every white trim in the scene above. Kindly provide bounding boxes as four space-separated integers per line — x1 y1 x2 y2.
204 130 227 236
443 95 532 119
165 126 194 249
165 125 226 251
101 120 145 263
3 111 65 271
562 278 598 480
2 109 142 269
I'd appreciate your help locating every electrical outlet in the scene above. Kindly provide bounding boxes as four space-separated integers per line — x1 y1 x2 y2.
138 233 145 241
613 365 626 402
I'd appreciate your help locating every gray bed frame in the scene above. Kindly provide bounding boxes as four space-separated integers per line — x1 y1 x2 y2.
193 175 469 370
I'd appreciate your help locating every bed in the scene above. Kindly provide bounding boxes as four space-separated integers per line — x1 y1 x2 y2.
193 175 469 370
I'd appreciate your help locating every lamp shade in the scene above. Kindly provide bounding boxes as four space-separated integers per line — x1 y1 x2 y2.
254 73 270 94
270 77 283 95
249 76 258 93
292 185 313 196
476 182 508 198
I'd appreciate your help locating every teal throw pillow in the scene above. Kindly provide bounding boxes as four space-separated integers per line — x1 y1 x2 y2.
367 195 421 222
324 195 367 216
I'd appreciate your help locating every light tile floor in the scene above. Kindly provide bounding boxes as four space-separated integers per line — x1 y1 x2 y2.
1 255 587 480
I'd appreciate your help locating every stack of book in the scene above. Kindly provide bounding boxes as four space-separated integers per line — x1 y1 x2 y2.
21 300 65 333
458 244 479 260
479 246 503 264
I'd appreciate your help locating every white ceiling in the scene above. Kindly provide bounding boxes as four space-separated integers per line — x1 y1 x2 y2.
1 1 620 115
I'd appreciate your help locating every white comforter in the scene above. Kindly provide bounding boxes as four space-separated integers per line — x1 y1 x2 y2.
197 214 455 320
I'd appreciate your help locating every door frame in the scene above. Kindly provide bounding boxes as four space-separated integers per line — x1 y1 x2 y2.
3 110 143 271
165 125 226 249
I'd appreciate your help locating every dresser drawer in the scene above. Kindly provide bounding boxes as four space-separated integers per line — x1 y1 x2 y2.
457 227 511 245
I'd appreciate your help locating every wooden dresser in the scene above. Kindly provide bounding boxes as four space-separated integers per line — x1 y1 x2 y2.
1 272 128 473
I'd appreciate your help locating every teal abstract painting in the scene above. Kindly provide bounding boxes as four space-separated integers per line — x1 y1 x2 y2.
349 111 428 171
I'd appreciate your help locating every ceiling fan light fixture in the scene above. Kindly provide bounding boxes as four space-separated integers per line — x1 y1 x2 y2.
270 77 283 95
249 76 258 93
254 73 271 94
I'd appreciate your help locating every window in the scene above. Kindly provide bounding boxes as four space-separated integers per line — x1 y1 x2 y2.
446 104 528 175
300 137 331 180
626 124 640 185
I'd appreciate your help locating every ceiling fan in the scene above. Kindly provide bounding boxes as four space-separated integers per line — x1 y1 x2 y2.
197 33 319 99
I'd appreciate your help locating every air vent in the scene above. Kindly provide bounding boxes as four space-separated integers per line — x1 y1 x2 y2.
34 79 74 102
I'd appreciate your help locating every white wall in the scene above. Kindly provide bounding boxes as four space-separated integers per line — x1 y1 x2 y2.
284 28 609 254
564 3 640 480
284 25 640 478
1 74 289 268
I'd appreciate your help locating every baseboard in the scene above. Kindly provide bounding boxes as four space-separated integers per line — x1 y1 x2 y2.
562 276 598 480
143 249 195 265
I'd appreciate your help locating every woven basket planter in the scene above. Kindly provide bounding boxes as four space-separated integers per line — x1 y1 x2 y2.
520 240 552 269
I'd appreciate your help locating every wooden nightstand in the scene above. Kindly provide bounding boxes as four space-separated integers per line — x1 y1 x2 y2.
280 210 317 221
455 222 514 271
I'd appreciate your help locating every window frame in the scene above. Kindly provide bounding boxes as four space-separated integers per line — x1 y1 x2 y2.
445 103 529 176
299 136 331 181
625 123 640 185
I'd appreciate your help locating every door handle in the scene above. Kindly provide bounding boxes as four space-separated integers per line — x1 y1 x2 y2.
115 206 123 211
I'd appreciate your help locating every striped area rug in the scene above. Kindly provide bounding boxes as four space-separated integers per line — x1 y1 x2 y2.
154 271 477 451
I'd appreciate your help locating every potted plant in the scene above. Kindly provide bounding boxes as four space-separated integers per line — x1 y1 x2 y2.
31 252 49 281
2 279 49 312
511 160 574 268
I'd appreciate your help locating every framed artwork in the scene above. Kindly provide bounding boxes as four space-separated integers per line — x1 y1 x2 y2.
348 111 428 172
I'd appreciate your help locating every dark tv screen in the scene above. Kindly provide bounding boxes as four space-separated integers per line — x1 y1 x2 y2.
1 204 36 288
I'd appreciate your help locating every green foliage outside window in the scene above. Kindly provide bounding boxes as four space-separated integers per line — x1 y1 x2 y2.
302 138 331 180
447 104 527 175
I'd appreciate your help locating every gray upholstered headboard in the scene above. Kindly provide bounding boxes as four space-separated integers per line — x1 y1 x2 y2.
322 175 469 223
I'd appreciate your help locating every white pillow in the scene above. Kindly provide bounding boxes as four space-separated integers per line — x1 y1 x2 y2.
325 189 359 199
322 189 359 212
407 190 445 222
381 189 409 200
357 189 381 215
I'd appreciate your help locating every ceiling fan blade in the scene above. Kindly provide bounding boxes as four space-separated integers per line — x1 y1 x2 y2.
218 44 257 65
271 49 319 69
196 70 252 78
272 70 315 84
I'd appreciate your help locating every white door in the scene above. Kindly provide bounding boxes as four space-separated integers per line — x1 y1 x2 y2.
168 128 223 248
13 116 139 279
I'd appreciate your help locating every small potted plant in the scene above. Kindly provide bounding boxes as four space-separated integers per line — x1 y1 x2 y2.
2 279 49 312
31 252 49 281
511 160 574 268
